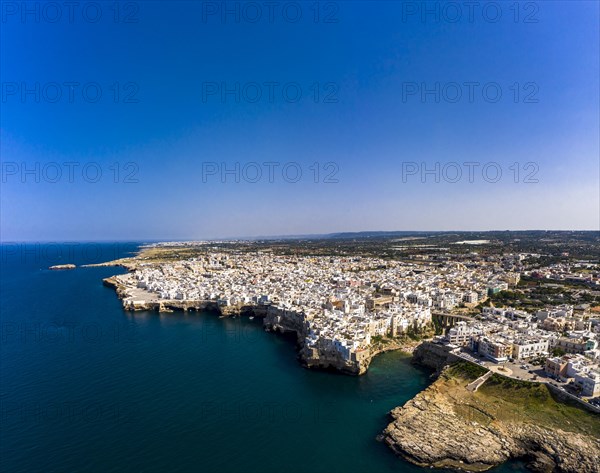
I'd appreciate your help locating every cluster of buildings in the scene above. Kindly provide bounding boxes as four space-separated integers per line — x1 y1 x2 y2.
442 304 600 397
524 261 600 286
126 250 510 363
118 245 600 390
545 354 600 397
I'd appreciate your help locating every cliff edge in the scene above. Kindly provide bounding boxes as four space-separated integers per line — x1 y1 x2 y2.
381 362 600 473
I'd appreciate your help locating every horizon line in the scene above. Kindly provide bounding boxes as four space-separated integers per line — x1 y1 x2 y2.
1 228 599 244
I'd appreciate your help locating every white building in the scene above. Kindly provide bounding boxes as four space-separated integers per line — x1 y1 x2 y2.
512 338 549 360
446 322 481 346
574 370 600 397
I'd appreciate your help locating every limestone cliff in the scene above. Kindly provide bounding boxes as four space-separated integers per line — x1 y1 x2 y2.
411 340 462 372
300 344 365 375
381 363 600 473
104 272 423 376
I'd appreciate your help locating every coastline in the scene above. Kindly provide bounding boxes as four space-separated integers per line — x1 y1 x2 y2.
106 266 599 473
377 342 600 473
95 248 600 473
102 271 420 376
380 352 600 473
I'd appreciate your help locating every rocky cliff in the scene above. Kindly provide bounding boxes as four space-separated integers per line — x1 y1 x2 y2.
411 340 462 372
300 344 365 375
381 363 600 473
103 269 428 377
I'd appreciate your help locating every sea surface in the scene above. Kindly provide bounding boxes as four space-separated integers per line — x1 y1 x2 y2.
0 243 527 473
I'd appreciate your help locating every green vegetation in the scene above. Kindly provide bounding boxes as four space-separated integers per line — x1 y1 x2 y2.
528 355 547 366
129 231 600 263
444 361 488 382
432 317 444 336
551 347 566 357
404 323 435 341
478 374 600 438
488 277 599 311
439 362 600 440
405 327 422 341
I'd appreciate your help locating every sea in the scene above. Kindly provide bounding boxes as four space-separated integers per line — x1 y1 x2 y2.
0 242 527 473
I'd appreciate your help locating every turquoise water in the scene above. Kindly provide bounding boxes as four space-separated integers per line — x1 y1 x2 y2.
0 243 526 472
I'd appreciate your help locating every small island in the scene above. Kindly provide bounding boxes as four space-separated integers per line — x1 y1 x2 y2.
49 264 76 270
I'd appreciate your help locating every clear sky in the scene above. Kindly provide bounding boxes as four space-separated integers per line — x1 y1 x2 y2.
1 1 599 241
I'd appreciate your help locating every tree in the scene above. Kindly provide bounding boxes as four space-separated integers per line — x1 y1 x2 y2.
551 347 566 357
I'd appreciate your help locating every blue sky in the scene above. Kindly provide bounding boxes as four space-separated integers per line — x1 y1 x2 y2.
1 1 598 241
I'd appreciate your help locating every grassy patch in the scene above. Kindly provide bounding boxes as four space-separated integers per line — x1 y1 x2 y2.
476 374 600 437
439 363 600 438
444 361 488 382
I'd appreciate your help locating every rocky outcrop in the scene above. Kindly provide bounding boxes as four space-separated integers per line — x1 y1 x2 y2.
300 344 365 375
300 339 420 375
49 264 76 270
412 340 462 373
381 366 600 473
263 306 307 336
263 307 369 374
103 276 136 300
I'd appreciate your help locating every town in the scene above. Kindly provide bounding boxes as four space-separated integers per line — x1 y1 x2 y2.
105 235 600 402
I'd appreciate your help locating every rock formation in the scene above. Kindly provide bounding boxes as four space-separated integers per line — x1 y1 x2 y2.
381 364 600 473
49 264 76 270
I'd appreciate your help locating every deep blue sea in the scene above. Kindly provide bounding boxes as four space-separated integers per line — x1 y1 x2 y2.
0 243 527 473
